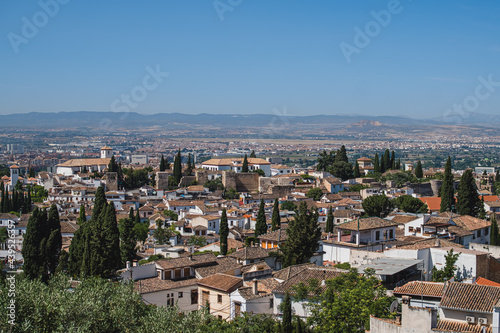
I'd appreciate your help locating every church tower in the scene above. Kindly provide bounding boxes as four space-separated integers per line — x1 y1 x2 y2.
101 146 113 159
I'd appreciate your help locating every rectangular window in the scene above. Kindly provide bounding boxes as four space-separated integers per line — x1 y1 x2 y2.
409 227 414 232
202 291 210 305
178 292 183 298
375 231 380 241
416 227 421 233
477 229 482 237
217 294 222 303
485 228 489 236
235 301 241 317
269 298 274 309
191 290 198 305
389 229 394 239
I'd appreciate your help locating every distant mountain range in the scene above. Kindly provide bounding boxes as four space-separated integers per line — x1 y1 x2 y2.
1 111 500 130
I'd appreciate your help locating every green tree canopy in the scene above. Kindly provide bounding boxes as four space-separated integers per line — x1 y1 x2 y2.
456 169 481 217
393 195 428 214
242 154 249 172
271 198 281 231
255 199 267 238
220 209 229 255
415 160 423 178
306 187 324 201
362 195 393 217
440 156 455 213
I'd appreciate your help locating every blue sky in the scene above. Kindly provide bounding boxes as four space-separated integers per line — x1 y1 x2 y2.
1 0 499 118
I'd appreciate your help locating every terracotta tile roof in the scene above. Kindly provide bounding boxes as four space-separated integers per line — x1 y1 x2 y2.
475 277 500 287
202 158 270 166
237 277 281 300
393 281 444 298
134 276 198 294
60 221 80 234
57 158 111 167
338 217 398 231
452 215 491 231
272 263 315 281
394 238 463 250
390 215 419 224
447 225 474 237
434 320 492 333
194 257 241 278
419 197 441 212
273 267 345 294
156 253 217 270
257 228 288 242
197 273 243 293
440 282 500 313
229 247 272 260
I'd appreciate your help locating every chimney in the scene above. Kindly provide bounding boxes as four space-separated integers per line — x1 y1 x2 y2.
252 279 258 295
189 254 193 261
126 261 131 269
434 239 440 247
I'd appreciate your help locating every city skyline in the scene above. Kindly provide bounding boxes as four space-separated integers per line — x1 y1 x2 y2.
1 0 500 119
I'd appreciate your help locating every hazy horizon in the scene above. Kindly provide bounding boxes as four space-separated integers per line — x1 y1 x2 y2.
2 1 499 119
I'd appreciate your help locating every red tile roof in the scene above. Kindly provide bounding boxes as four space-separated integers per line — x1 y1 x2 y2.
474 277 500 287
440 282 500 313
434 320 492 333
197 273 243 293
393 281 444 298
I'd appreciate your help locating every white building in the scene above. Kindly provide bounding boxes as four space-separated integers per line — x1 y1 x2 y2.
56 146 113 176
201 158 271 177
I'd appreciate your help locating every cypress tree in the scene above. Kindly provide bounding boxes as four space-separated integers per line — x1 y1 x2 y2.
102 202 122 276
186 153 193 176
108 155 118 173
254 199 267 237
160 155 166 171
271 198 280 231
135 210 141 224
396 158 401 170
21 208 48 280
69 209 86 276
46 204 62 276
281 201 321 268
456 169 481 217
336 145 348 163
282 293 292 333
390 151 396 170
78 204 86 224
326 207 334 233
250 150 256 158
496 170 500 183
242 154 249 172
129 207 135 220
173 149 182 185
1 182 5 213
440 157 455 213
415 161 423 178
120 214 136 266
373 154 380 174
490 214 500 246
353 161 361 178
381 149 390 173
165 156 171 170
478 196 487 220
219 209 228 255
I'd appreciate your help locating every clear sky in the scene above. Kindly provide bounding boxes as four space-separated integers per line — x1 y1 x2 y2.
1 0 499 118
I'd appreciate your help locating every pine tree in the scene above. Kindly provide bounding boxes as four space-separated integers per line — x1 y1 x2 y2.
250 150 256 158
336 145 348 163
160 155 166 172
440 156 455 213
390 151 396 170
120 214 136 266
456 169 481 217
353 161 361 178
282 293 292 333
186 153 193 176
271 198 280 231
242 154 249 172
490 214 500 246
255 199 267 237
373 154 380 174
219 209 228 255
46 204 62 276
415 161 423 178
326 207 334 233
173 149 182 185
21 208 48 280
281 201 321 268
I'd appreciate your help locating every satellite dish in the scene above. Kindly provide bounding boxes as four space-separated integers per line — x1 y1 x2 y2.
390 300 399 313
